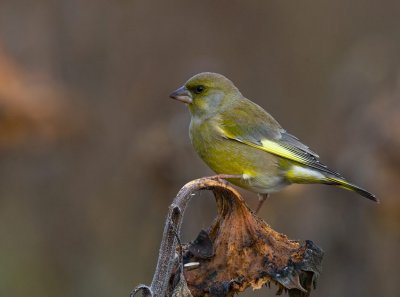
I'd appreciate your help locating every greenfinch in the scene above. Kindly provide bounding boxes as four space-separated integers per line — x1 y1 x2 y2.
170 72 378 208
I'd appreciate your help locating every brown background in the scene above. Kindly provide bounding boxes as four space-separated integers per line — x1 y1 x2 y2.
0 1 399 297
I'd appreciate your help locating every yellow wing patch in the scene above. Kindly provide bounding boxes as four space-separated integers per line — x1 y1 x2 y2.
237 138 309 165
221 128 306 164
259 139 306 163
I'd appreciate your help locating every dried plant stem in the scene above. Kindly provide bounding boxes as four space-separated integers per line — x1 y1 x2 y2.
131 177 323 297
149 178 239 296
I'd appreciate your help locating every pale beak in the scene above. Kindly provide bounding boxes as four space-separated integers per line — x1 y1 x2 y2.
169 86 193 104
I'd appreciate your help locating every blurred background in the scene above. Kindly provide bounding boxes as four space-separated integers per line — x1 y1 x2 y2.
0 1 399 296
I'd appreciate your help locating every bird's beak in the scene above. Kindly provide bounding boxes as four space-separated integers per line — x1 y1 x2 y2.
169 86 193 104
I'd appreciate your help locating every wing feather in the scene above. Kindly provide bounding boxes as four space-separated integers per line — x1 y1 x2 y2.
219 98 342 177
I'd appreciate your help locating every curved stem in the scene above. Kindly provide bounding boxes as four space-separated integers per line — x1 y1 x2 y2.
149 178 240 297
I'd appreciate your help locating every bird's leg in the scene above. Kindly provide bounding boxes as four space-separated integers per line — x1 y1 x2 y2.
207 174 243 183
255 193 269 214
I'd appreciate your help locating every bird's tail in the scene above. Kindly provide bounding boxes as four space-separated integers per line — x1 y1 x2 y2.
325 176 378 203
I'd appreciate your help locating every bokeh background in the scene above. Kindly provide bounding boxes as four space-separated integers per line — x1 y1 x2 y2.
0 1 399 297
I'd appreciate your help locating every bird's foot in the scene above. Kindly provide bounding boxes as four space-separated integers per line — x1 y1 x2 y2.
255 193 269 214
206 174 243 184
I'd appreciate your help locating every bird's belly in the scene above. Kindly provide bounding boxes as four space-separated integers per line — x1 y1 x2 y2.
191 131 288 193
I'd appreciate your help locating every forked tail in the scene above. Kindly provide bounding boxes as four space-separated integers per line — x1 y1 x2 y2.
326 176 378 203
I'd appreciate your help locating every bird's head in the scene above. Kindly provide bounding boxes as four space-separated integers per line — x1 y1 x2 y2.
170 72 241 117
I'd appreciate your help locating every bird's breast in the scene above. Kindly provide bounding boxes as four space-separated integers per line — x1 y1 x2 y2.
189 116 288 192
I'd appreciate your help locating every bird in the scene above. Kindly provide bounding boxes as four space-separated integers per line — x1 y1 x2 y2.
169 72 378 212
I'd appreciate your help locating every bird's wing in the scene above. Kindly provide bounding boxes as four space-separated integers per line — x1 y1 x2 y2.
219 99 342 177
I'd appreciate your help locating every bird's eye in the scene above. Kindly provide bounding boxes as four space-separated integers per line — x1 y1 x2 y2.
194 85 205 94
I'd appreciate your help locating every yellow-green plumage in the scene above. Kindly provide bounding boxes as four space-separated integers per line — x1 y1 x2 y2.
170 72 378 202
190 116 287 193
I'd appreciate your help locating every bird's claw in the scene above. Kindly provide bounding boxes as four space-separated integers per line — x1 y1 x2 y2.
207 174 242 184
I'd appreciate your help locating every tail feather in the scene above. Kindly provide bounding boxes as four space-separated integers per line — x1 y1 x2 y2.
326 177 378 203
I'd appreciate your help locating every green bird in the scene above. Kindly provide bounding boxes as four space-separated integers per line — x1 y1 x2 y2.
170 72 378 211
